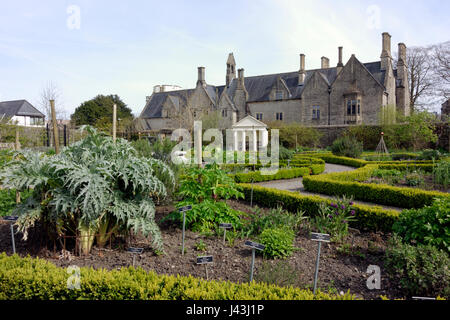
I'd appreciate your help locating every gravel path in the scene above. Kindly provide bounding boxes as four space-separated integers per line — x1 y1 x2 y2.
255 163 403 211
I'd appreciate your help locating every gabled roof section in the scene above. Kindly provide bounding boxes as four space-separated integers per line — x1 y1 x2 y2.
227 53 236 65
232 115 267 128
140 89 192 119
0 100 45 118
332 56 386 90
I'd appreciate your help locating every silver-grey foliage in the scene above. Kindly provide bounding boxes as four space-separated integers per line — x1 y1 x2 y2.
0 126 174 252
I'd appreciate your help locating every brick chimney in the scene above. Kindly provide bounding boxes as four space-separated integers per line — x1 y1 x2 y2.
197 66 206 87
321 56 330 69
299 54 306 84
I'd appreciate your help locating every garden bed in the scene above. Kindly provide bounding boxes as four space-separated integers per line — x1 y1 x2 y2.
0 200 403 300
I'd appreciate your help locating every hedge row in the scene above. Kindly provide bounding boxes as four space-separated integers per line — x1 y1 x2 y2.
230 167 312 183
0 253 356 300
239 184 400 232
302 165 449 209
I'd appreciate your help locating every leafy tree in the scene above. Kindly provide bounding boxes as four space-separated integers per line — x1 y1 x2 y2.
71 95 134 131
266 121 321 149
0 126 174 255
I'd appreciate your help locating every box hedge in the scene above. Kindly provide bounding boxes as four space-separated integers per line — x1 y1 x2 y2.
0 253 356 300
239 184 400 232
302 164 449 209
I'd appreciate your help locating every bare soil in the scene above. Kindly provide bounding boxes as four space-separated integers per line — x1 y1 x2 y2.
0 200 404 300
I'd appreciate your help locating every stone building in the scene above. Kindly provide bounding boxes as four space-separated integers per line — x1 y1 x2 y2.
138 32 410 133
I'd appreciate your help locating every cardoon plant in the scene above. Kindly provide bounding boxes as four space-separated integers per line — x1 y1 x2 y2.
0 126 174 254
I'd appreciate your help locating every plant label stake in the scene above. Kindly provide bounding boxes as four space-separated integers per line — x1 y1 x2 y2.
287 159 291 168
219 223 232 245
127 247 143 267
3 216 18 254
250 179 254 207
179 205 192 255
245 240 265 282
196 255 213 280
310 232 330 295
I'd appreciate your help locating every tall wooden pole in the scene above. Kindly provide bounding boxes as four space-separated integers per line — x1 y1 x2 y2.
15 127 20 204
50 100 59 154
112 104 117 143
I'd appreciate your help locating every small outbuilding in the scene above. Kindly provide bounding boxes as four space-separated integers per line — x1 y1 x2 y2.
231 115 268 151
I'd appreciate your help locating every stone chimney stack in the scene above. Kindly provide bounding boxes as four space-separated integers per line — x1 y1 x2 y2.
337 47 344 74
197 66 206 87
380 32 392 71
299 54 306 84
395 42 411 117
321 56 330 69
237 68 245 89
398 43 407 67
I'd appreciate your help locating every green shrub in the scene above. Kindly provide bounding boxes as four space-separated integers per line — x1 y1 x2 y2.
434 160 450 188
393 198 450 252
310 196 357 243
331 136 363 159
0 253 357 300
341 125 381 150
385 235 450 298
418 149 442 161
239 184 400 232
404 171 424 187
241 207 306 238
259 227 295 259
165 163 244 232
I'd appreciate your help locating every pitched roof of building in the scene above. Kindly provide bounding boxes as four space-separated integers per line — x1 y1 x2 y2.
0 100 45 119
140 59 388 120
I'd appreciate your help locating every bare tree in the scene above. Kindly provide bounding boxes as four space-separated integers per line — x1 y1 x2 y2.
39 81 65 123
431 41 450 101
405 46 436 111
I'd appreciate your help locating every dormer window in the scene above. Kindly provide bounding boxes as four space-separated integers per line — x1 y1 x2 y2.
222 109 228 118
275 91 284 100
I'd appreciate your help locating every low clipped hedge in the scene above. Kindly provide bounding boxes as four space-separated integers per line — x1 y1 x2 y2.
303 164 449 209
0 253 356 300
239 184 400 232
230 167 312 183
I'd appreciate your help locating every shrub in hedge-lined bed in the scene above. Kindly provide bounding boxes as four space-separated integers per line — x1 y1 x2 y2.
0 253 356 300
239 184 400 232
302 168 449 209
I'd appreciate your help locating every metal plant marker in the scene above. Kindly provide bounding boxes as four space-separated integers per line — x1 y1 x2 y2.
179 205 192 255
310 232 330 295
219 223 233 245
3 216 18 254
245 240 265 282
127 247 143 267
197 256 213 280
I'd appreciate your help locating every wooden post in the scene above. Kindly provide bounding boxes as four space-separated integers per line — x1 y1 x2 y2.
112 104 117 142
50 100 59 154
14 127 20 151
